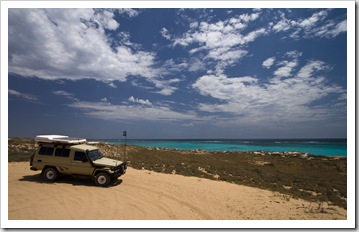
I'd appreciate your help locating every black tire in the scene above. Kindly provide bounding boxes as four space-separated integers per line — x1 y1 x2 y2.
43 167 58 181
95 172 111 187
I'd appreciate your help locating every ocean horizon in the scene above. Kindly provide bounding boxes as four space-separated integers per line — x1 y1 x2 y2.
93 138 347 157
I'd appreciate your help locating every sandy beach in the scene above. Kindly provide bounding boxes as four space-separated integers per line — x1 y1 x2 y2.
8 162 346 220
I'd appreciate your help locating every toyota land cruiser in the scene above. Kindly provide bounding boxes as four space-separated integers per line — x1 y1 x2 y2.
30 135 127 187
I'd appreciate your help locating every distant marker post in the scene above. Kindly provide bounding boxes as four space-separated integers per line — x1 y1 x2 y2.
122 131 127 161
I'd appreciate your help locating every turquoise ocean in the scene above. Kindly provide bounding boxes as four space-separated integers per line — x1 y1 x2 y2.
97 139 347 157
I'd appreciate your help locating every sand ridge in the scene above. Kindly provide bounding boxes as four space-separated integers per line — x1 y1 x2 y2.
8 162 346 220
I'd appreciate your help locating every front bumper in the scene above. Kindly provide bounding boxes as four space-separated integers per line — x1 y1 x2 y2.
112 162 127 177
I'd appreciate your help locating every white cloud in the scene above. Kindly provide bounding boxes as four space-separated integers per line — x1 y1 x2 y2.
94 9 120 30
53 90 73 97
314 20 347 38
272 11 296 33
271 51 302 78
239 12 260 22
118 8 139 18
53 90 79 101
155 87 177 96
9 89 38 101
160 28 171 40
285 50 302 59
192 74 258 100
8 9 176 95
160 59 188 75
242 28 267 43
299 10 328 28
188 58 207 72
108 82 117 88
8 9 154 81
274 60 298 78
272 19 292 33
262 57 276 69
297 60 329 79
189 21 199 28
128 96 152 106
330 20 347 37
68 101 201 122
271 9 346 39
150 78 178 96
206 47 248 72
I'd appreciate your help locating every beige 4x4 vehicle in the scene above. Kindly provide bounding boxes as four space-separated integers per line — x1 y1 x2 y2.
30 135 127 187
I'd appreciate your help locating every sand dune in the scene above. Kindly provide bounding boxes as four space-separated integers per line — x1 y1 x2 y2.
8 162 346 221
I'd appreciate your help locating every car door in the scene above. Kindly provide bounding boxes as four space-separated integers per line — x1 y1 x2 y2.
70 151 93 176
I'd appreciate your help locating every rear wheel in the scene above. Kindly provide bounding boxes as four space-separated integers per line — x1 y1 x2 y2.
95 172 111 187
43 167 58 181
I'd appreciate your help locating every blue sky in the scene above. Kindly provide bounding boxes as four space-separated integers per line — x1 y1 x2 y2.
7 7 349 139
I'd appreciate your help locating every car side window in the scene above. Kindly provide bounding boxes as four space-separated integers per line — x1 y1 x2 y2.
38 147 54 156
74 151 87 161
54 148 70 157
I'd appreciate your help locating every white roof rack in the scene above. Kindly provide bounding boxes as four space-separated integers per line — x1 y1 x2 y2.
35 135 87 144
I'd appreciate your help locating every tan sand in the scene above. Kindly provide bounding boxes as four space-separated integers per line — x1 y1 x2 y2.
8 162 346 220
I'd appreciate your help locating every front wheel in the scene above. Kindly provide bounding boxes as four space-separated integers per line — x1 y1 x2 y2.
95 172 111 187
43 167 58 181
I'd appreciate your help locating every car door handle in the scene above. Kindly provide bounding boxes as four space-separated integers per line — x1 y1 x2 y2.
37 160 42 162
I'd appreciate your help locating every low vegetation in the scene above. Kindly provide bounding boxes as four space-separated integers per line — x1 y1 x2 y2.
8 137 347 208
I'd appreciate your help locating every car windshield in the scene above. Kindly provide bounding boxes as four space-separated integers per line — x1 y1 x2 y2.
87 149 103 161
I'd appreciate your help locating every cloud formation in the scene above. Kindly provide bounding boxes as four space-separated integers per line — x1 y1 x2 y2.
68 101 201 122
270 9 347 39
128 96 152 106
53 90 79 101
193 57 345 124
262 57 276 69
8 8 177 95
171 11 265 74
9 89 38 101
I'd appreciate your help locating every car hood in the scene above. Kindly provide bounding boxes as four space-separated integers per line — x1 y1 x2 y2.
92 157 123 167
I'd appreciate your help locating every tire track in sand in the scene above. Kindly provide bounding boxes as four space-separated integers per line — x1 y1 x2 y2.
113 177 211 220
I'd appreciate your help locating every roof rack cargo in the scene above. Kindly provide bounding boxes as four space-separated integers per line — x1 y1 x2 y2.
35 135 87 144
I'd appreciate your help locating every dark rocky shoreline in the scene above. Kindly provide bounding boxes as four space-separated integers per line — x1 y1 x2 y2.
8 137 347 208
